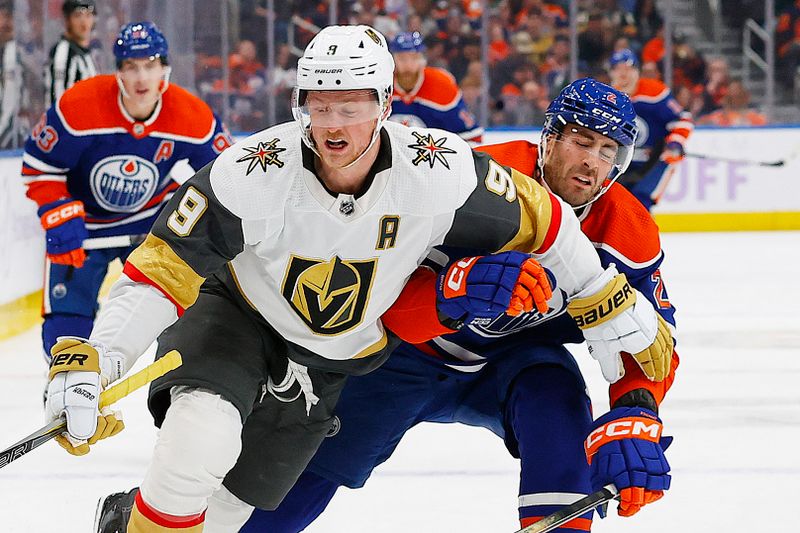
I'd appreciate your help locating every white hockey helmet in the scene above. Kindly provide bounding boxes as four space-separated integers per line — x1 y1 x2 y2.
292 25 395 165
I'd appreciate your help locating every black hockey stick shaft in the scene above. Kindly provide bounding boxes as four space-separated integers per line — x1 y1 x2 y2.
0 350 181 470
513 484 619 533
685 151 785 167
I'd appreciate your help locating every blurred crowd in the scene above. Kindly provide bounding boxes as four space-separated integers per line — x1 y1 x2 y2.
179 0 773 129
0 0 784 145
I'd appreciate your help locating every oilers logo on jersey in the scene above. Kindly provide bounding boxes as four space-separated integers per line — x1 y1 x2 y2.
281 255 378 336
90 155 159 212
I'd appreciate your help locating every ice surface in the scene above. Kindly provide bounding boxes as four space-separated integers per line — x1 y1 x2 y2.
1 231 798 532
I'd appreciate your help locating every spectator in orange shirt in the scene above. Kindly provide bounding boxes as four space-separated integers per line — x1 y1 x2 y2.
697 80 767 126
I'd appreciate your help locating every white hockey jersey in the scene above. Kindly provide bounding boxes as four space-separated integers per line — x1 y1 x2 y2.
91 120 603 373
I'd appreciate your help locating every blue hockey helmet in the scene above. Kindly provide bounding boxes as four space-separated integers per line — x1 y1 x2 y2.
114 21 169 65
389 31 426 53
609 48 638 68
62 0 96 17
541 77 638 206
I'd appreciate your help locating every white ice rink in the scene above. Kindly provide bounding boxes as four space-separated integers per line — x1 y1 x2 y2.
1 231 799 532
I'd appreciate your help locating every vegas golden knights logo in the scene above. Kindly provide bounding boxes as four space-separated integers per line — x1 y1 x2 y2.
281 255 378 335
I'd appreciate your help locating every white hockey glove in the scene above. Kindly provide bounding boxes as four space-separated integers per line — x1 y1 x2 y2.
567 268 673 384
45 337 125 456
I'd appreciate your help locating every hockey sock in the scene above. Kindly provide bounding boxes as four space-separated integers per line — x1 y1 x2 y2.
128 490 205 532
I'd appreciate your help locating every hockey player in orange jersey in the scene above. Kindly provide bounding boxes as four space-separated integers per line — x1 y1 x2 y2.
23 21 231 366
610 48 693 211
389 31 483 143
242 79 678 532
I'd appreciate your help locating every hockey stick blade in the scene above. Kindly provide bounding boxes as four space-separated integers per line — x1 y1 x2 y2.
0 350 182 470
686 152 785 167
513 484 619 533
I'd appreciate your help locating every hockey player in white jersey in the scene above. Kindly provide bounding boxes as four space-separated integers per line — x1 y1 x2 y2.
41 25 671 533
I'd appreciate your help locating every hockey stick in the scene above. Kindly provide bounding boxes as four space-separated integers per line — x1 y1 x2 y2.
83 234 147 250
0 350 182 470
685 151 786 167
513 484 619 533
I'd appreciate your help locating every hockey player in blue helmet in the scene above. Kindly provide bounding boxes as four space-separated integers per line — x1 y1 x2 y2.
83 17 671 527
113 21 172 112
23 18 231 377
609 48 694 211
241 80 677 532
388 31 483 143
537 76 637 208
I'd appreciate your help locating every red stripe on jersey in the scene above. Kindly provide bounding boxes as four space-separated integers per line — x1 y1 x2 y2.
22 166 46 176
534 192 562 254
123 261 186 317
25 181 70 207
134 490 205 528
520 516 592 531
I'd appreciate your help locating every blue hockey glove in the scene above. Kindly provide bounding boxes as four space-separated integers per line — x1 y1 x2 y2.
38 198 88 267
435 251 552 322
584 407 672 517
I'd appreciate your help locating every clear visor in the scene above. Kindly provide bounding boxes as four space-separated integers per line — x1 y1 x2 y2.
292 88 382 130
547 127 634 180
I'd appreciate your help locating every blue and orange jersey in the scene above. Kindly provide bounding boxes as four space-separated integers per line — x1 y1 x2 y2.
22 74 232 237
383 139 678 406
391 66 483 143
627 77 693 168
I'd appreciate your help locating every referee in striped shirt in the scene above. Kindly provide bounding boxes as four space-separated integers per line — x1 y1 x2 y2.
45 0 97 106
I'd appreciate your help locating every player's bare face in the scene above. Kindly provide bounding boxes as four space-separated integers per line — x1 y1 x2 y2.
308 90 380 169
611 63 639 93
118 58 167 120
65 10 94 45
394 52 424 91
543 126 617 207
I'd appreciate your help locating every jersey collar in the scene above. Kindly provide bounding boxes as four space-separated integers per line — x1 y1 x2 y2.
300 128 392 221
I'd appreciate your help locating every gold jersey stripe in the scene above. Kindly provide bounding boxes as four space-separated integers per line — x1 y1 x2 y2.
352 329 388 359
498 169 553 253
128 506 203 532
127 234 205 311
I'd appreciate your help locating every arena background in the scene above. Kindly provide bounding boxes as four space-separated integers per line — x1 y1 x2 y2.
2 0 800 337
0 3 799 532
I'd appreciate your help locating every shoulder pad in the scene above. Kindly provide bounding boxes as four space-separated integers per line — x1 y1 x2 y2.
632 78 670 103
209 122 299 220
414 67 461 109
475 141 539 177
151 85 217 143
581 183 662 267
56 75 126 133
